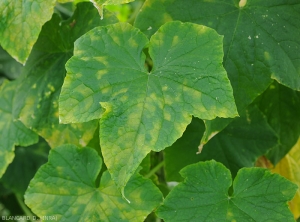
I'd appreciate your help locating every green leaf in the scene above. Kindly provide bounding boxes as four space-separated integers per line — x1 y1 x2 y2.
199 118 232 149
90 0 135 19
157 160 297 222
135 0 300 113
164 117 205 182
60 21 237 192
25 145 163 222
0 80 38 178
0 138 49 195
0 0 57 64
14 3 118 148
256 81 300 164
0 47 23 81
164 105 278 180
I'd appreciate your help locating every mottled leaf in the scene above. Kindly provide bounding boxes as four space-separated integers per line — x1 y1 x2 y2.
0 138 49 195
25 145 163 222
164 105 278 181
135 0 300 111
0 0 56 64
157 160 297 222
272 138 300 219
256 81 300 164
0 80 38 178
14 3 118 148
60 21 237 192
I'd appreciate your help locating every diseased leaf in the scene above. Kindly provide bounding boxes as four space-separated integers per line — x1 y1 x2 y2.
0 0 56 64
14 3 118 148
0 138 49 195
0 80 38 178
59 21 237 192
157 160 297 222
25 145 163 222
164 105 278 181
272 138 300 219
256 81 300 164
135 0 300 118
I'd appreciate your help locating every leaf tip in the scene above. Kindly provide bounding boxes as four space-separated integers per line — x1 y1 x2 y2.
121 188 131 204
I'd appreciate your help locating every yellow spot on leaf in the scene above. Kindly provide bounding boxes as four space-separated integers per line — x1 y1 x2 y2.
239 0 247 8
264 51 271 60
272 138 300 219
47 84 55 92
94 56 109 66
171 36 180 46
164 111 171 121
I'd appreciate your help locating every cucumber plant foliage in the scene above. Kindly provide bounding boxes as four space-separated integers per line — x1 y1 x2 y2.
0 0 299 221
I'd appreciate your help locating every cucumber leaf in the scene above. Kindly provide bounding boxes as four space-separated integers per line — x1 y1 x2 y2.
0 0 56 64
14 3 118 148
157 160 297 222
59 21 238 193
0 80 38 178
25 144 163 222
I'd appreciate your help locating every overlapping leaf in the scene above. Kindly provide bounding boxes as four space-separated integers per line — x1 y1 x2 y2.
90 0 135 19
0 138 49 195
59 21 238 192
135 0 300 142
25 145 163 222
272 138 300 219
0 47 23 81
14 3 118 148
256 81 300 164
157 160 297 221
136 0 300 101
164 117 205 181
164 105 278 181
0 80 38 178
0 0 56 64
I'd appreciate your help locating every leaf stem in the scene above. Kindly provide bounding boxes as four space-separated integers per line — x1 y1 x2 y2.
127 1 144 24
15 194 34 222
145 161 165 179
55 3 73 17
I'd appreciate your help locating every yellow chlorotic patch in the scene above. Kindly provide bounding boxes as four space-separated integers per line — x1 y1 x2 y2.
96 69 108 80
149 92 158 101
101 85 111 94
264 51 271 60
128 38 138 48
75 73 82 78
164 111 171 121
94 56 109 66
272 138 300 219
120 95 128 102
111 35 121 46
47 84 55 92
100 102 112 114
162 13 173 23
171 35 180 47
239 0 247 8
162 85 168 91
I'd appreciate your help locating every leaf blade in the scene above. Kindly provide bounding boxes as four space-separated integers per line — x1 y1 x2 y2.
25 145 163 222
157 160 297 222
